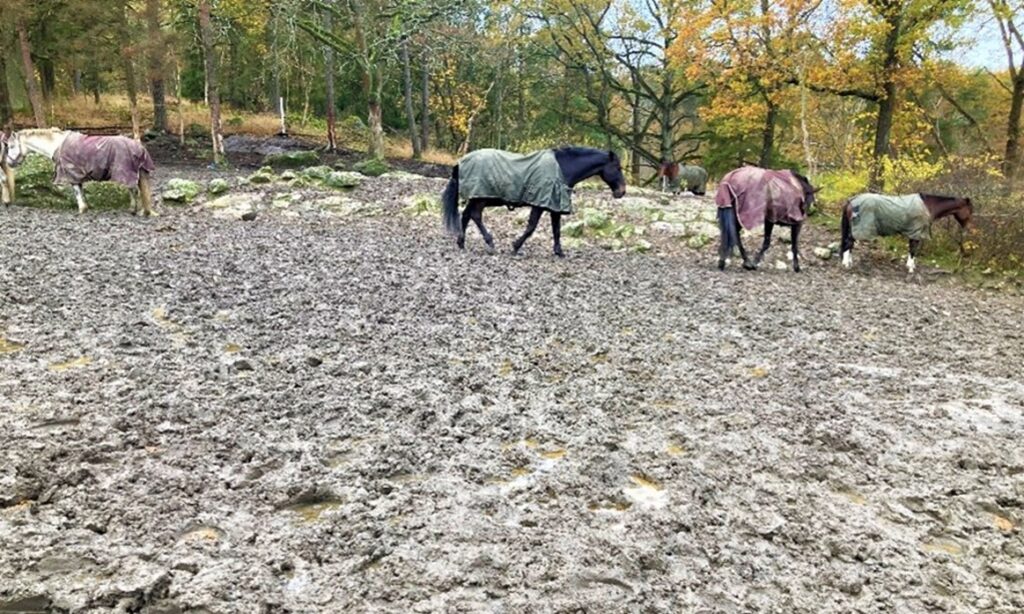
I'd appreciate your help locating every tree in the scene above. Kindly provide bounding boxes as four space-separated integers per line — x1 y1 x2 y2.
145 0 169 132
198 0 224 162
989 0 1024 186
16 16 47 128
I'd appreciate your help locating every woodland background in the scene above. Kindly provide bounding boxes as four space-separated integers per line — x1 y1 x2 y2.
2 0 1023 272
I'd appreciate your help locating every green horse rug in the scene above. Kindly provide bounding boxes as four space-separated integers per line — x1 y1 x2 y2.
457 148 572 214
847 193 932 241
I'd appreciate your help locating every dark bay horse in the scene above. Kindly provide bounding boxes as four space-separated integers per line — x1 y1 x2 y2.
442 146 626 257
715 166 817 272
840 193 973 273
658 160 707 195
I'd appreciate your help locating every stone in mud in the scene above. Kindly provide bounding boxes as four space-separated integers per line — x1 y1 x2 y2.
582 208 610 229
687 234 711 249
324 171 362 189
632 239 653 253
162 178 201 203
402 194 440 216
279 170 298 182
247 168 276 185
814 247 832 260
207 178 230 195
380 170 424 181
233 358 255 371
262 150 320 168
300 166 334 182
562 220 585 238
353 158 389 177
204 193 260 220
988 562 1024 581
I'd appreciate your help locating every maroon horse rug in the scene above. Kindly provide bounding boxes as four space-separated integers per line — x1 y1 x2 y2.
54 133 155 188
714 166 810 229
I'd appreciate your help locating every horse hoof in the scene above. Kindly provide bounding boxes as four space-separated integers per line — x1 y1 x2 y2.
456 238 465 250
554 249 565 258
485 244 495 255
717 259 726 271
793 265 802 273
742 261 757 271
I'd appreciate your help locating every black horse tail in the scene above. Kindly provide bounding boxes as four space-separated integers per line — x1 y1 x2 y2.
442 164 461 236
717 206 739 255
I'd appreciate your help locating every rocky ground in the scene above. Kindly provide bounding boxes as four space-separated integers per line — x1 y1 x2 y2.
1 156 1023 613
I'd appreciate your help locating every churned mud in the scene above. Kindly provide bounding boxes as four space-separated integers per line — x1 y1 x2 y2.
1 166 1023 613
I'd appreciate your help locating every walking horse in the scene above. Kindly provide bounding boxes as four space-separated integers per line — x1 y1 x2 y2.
442 146 626 257
3 128 156 215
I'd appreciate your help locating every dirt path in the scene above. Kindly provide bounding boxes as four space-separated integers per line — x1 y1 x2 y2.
1 175 1022 612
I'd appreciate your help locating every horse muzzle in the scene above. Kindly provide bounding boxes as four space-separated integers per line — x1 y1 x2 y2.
613 186 626 199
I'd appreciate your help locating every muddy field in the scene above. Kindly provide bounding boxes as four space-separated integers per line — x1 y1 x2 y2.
1 162 1023 613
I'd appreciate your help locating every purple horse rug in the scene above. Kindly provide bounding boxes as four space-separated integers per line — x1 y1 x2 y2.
715 167 809 229
54 133 155 188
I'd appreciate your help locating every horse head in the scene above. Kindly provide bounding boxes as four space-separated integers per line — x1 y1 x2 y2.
792 171 819 211
3 131 23 166
601 150 627 199
954 197 974 229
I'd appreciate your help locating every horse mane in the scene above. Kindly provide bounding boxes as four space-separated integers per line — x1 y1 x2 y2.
553 145 610 157
16 128 66 138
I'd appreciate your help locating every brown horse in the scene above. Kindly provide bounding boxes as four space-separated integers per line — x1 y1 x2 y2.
840 193 973 273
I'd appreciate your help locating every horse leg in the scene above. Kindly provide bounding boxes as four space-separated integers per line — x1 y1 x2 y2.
754 220 774 266
73 184 88 213
138 170 156 216
791 223 802 273
734 208 755 270
457 201 475 250
907 239 921 274
512 207 543 255
469 205 495 254
130 187 140 215
551 212 564 257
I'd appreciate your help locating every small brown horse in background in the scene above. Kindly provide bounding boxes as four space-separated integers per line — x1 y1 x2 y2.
840 193 973 273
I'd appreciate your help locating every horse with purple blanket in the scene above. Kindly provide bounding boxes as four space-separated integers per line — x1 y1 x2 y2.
715 166 818 272
2 128 156 215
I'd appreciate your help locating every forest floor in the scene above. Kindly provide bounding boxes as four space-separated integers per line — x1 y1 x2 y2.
1 141 1023 613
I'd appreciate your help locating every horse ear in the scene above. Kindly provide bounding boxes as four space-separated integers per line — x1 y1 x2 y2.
608 150 617 161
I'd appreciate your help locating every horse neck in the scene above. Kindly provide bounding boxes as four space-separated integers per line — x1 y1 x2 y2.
554 149 608 187
922 196 966 221
21 131 69 159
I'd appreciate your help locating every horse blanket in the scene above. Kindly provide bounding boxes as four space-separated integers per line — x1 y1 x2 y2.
715 167 808 229
664 164 707 194
849 193 931 241
458 148 572 214
54 133 155 187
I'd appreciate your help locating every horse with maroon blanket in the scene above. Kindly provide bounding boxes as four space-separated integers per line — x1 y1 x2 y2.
840 193 973 273
715 166 818 272
442 146 626 257
3 128 156 215
658 160 707 195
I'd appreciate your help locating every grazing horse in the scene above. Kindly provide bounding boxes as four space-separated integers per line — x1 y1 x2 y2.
658 160 707 195
3 128 156 215
442 146 626 257
840 193 973 273
715 166 817 272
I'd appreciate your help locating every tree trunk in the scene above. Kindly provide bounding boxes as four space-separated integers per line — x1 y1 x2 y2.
176 61 185 145
367 69 385 159
120 15 142 141
323 7 338 151
0 53 13 130
759 97 777 168
1004 75 1024 186
145 0 167 133
869 11 902 190
630 83 642 183
401 37 421 158
420 56 430 152
198 0 223 163
17 22 47 128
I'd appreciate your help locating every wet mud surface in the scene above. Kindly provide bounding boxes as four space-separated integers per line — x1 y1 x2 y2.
1 171 1023 612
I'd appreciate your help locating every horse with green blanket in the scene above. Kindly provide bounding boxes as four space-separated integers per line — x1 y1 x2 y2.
840 193 973 273
442 147 626 257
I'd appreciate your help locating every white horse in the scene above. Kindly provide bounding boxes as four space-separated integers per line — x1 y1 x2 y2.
3 128 156 215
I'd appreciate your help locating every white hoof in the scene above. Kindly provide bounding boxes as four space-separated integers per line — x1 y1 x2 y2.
906 255 916 274
842 251 852 268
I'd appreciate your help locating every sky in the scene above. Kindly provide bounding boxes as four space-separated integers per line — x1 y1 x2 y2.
960 14 1011 71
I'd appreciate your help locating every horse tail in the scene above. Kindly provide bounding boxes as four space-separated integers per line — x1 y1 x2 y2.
840 200 852 249
442 164 461 236
717 206 739 255
138 170 154 214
